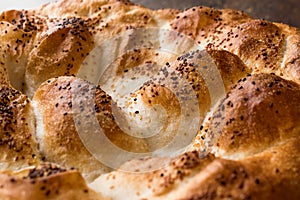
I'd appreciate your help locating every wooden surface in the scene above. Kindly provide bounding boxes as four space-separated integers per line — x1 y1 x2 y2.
132 0 300 28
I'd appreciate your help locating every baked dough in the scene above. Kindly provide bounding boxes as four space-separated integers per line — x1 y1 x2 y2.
0 0 299 199
0 163 105 200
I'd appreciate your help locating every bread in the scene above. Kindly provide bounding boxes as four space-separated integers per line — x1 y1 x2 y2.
0 0 299 199
0 163 105 200
91 137 300 199
0 84 39 171
32 76 153 182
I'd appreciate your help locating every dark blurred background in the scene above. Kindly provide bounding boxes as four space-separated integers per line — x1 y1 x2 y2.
131 0 300 28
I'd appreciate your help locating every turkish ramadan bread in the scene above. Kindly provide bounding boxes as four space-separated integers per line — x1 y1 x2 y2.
0 0 299 199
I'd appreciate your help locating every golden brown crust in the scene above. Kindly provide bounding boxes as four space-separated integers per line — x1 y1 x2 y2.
0 164 105 200
170 49 251 106
168 6 300 84
274 23 300 83
208 73 300 158
0 84 39 171
214 19 300 83
0 63 8 85
92 138 300 200
0 0 299 199
131 81 182 150
32 76 109 182
214 20 285 73
0 11 37 91
32 76 151 182
25 19 94 97
207 49 251 91
32 0 134 18
170 7 252 47
172 139 300 200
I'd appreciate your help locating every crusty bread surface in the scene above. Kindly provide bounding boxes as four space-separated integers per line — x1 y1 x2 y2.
0 0 299 199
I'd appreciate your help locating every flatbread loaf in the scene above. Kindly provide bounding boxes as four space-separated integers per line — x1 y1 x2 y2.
0 0 299 199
